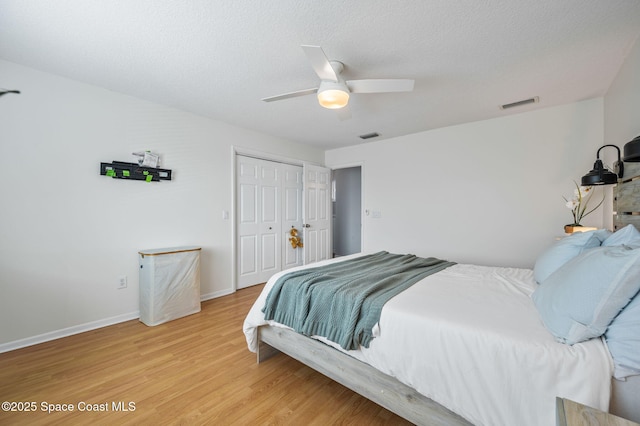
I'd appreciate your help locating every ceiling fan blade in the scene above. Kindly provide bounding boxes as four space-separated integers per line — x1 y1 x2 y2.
346 79 414 94
261 87 318 103
335 105 352 121
301 45 339 82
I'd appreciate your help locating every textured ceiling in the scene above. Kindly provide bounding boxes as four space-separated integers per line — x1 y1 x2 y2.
1 1 639 150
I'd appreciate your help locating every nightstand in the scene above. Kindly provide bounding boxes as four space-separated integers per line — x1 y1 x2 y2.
556 397 640 426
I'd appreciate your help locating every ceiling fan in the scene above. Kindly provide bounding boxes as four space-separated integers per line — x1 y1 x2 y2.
261 45 414 118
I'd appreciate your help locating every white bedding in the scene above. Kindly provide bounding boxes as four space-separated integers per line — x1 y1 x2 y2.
243 254 613 426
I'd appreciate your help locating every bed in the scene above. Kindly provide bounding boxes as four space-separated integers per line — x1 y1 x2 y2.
243 164 640 426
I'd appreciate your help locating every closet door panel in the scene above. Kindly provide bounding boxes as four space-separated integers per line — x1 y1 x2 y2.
237 157 261 288
282 165 304 269
237 156 303 288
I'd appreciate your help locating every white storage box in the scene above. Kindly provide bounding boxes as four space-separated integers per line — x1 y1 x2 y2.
138 246 201 326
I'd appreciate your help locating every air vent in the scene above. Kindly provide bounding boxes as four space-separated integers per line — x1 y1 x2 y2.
359 132 379 140
500 96 539 110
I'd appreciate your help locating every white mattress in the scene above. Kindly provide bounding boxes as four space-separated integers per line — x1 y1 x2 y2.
243 254 613 426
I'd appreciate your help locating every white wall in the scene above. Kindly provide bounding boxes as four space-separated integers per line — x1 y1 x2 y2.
326 99 606 268
0 60 323 347
3 32 637 349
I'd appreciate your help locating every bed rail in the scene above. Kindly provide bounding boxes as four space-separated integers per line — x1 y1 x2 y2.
257 325 471 426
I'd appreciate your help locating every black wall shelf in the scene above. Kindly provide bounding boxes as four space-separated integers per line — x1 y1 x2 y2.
100 161 172 182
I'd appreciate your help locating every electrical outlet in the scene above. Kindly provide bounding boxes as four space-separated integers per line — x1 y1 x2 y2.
118 276 127 289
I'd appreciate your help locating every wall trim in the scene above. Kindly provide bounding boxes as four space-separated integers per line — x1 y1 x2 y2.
0 311 140 354
0 290 234 354
327 161 365 252
201 288 234 301
233 145 306 167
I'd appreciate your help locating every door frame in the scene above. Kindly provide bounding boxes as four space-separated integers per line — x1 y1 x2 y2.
328 161 365 256
231 146 320 291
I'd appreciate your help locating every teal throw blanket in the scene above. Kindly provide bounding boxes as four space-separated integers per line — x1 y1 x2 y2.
262 251 455 350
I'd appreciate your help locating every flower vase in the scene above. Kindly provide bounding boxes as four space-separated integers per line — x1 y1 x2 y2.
564 224 597 234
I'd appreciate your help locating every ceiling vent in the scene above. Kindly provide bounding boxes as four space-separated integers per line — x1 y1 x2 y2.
500 96 539 110
359 132 380 140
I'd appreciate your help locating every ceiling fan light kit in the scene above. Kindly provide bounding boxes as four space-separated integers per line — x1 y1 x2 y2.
317 81 350 109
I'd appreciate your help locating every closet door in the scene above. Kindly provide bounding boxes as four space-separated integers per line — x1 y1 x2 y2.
237 156 281 288
236 156 303 289
281 164 304 269
258 161 281 282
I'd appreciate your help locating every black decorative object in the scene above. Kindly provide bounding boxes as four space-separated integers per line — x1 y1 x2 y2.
0 89 20 97
100 161 172 182
581 144 623 186
623 135 640 162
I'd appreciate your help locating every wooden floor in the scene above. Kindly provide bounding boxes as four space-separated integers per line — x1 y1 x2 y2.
0 284 412 425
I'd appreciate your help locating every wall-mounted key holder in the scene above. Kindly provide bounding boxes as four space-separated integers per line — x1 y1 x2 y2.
100 161 172 182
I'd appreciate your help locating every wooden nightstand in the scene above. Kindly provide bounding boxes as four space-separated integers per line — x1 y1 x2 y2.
556 397 640 426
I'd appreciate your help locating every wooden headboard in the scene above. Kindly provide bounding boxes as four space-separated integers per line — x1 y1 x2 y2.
614 162 640 231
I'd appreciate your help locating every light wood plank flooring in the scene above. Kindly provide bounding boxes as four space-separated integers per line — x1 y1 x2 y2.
0 284 411 425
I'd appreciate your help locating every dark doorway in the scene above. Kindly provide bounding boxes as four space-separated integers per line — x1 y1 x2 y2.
332 167 362 257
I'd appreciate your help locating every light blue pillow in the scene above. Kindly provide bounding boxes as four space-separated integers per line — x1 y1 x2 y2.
533 229 610 284
532 245 640 345
603 224 640 248
605 291 640 379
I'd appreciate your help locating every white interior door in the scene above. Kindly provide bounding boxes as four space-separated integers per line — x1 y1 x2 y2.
258 161 281 282
237 156 280 288
237 156 303 288
303 163 332 264
282 164 304 269
237 157 259 288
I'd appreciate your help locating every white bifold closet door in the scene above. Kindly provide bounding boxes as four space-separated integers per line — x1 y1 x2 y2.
237 156 304 289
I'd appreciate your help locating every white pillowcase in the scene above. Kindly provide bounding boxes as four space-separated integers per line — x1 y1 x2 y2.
533 229 610 284
532 245 640 345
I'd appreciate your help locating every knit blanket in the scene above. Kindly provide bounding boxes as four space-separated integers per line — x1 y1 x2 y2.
262 251 455 350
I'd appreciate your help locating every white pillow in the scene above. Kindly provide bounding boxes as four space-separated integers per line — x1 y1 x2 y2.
603 224 640 248
532 245 640 345
533 229 610 284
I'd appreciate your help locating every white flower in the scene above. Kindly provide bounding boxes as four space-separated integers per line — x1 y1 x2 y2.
579 186 592 197
562 181 604 226
565 199 578 210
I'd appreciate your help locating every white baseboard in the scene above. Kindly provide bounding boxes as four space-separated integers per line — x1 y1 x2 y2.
201 288 234 301
0 288 237 354
0 311 140 354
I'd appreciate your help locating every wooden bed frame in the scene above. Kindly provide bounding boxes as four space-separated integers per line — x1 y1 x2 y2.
615 163 640 230
255 162 640 425
257 325 472 425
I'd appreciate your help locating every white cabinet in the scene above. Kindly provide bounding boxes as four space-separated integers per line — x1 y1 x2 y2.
138 246 201 326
